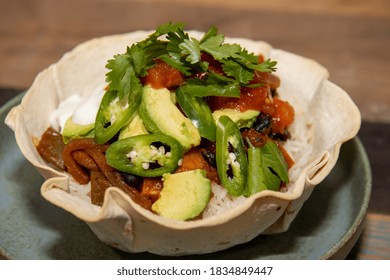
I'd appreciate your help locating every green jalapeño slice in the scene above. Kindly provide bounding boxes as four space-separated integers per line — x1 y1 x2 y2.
105 134 183 177
176 86 216 142
94 88 142 145
215 115 248 196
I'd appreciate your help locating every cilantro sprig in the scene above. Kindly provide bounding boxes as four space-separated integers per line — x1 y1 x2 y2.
105 22 277 102
247 140 289 195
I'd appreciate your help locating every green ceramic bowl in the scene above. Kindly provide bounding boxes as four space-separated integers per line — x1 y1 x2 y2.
1 94 371 259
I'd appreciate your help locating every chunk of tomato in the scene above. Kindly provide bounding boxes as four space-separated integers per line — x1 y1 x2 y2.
272 97 295 134
142 60 185 89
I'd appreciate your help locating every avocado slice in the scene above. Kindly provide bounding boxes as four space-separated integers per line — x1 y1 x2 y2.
118 113 149 139
62 117 95 143
151 170 211 221
212 109 260 129
139 85 201 151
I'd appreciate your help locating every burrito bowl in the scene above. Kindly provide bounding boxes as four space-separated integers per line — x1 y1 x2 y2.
5 23 360 256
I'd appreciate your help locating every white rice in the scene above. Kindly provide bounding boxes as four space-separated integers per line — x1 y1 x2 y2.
202 183 247 218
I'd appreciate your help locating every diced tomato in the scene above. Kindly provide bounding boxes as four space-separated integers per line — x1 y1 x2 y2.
142 60 185 89
239 86 273 113
175 147 220 183
272 97 295 134
141 177 163 203
207 84 272 113
258 54 265 63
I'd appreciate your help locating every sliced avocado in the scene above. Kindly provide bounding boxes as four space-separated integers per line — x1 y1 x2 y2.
118 113 149 139
139 85 201 151
62 117 95 143
170 90 177 104
212 109 260 129
151 170 211 221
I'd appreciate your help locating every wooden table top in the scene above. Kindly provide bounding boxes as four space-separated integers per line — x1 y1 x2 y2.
0 0 389 260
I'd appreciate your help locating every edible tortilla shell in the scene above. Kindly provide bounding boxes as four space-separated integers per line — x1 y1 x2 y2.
5 31 360 256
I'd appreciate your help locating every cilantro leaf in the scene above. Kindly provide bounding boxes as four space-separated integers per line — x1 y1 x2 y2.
141 41 169 73
105 51 145 103
201 38 241 61
105 53 133 99
166 29 189 53
221 59 254 84
199 34 224 53
128 67 143 104
246 141 289 195
159 53 192 75
199 27 277 76
200 25 218 43
261 141 289 182
105 21 278 107
258 163 282 192
181 77 240 97
149 21 186 41
180 83 240 98
127 45 146 76
250 58 277 73
231 48 259 65
179 38 201 64
155 22 186 37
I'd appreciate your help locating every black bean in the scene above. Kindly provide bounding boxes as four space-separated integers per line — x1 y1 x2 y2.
270 130 291 142
121 172 143 188
201 149 217 168
252 114 272 134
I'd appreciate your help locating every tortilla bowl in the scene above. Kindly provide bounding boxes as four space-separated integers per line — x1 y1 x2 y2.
5 30 360 256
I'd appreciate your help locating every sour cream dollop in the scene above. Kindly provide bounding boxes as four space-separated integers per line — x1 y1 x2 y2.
50 85 106 132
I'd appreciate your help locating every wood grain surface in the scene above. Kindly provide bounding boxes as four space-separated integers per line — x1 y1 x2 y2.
351 213 390 259
1 0 390 123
